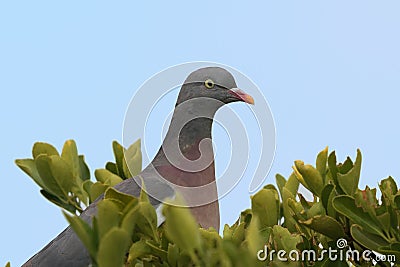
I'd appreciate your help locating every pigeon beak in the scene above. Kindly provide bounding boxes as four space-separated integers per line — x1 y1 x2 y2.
228 88 255 105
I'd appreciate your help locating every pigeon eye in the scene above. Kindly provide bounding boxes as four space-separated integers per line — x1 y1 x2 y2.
204 79 215 89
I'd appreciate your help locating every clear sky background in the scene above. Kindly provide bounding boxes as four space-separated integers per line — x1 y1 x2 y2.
1 1 400 265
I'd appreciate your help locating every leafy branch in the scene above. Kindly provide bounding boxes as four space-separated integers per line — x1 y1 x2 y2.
12 143 400 266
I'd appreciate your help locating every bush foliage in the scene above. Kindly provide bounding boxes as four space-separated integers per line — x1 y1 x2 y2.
9 141 400 267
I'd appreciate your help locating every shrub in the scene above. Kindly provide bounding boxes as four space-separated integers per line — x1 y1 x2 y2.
11 141 400 266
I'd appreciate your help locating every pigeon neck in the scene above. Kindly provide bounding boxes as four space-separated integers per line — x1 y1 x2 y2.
153 103 218 165
162 117 214 160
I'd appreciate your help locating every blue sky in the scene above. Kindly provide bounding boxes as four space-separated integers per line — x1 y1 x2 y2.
1 1 400 265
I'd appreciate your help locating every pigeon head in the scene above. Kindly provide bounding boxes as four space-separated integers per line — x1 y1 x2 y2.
176 67 254 109
160 66 255 165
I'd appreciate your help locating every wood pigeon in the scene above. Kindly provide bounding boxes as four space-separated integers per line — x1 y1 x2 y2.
22 67 254 266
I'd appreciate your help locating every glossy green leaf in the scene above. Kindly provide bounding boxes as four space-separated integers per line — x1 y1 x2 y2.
127 239 151 263
90 182 109 201
163 197 202 258
281 187 298 232
272 225 301 252
251 188 279 228
64 211 97 259
123 139 142 178
231 223 246 245
276 174 286 196
97 199 122 238
167 243 179 267
94 169 123 186
15 159 46 190
244 216 263 255
35 155 72 200
354 186 378 218
78 155 90 181
286 172 299 196
306 202 325 218
350 224 390 252
336 149 361 196
32 142 59 159
97 228 131 267
293 160 324 197
82 180 93 196
316 146 328 181
120 201 140 235
105 162 118 175
104 187 135 209
395 194 400 208
333 195 385 238
321 184 334 213
300 215 345 240
112 141 126 179
41 190 76 213
61 140 80 181
378 243 400 264
136 202 159 240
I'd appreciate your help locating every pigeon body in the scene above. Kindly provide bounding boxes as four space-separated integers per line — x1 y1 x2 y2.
22 67 254 266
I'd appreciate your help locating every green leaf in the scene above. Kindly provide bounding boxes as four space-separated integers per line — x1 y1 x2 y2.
15 159 47 190
32 142 59 159
272 225 301 252
306 202 325 218
327 151 344 195
354 186 378 218
321 184 334 214
282 189 302 232
163 197 202 258
64 211 97 259
350 224 390 252
97 228 131 267
112 141 126 179
231 223 246 245
378 243 400 264
35 155 73 200
78 155 91 181
94 169 123 186
293 160 324 197
251 188 279 228
123 139 142 178
61 140 80 181
136 201 159 241
336 149 361 196
380 176 398 195
377 212 391 234
338 157 353 174
276 174 286 196
167 243 179 267
286 173 299 196
127 239 151 263
120 201 139 236
104 187 135 209
145 240 168 261
105 162 118 175
83 180 94 196
332 195 386 238
90 182 109 201
41 190 76 213
316 146 328 181
244 216 263 255
395 194 400 209
96 199 122 238
299 215 345 240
